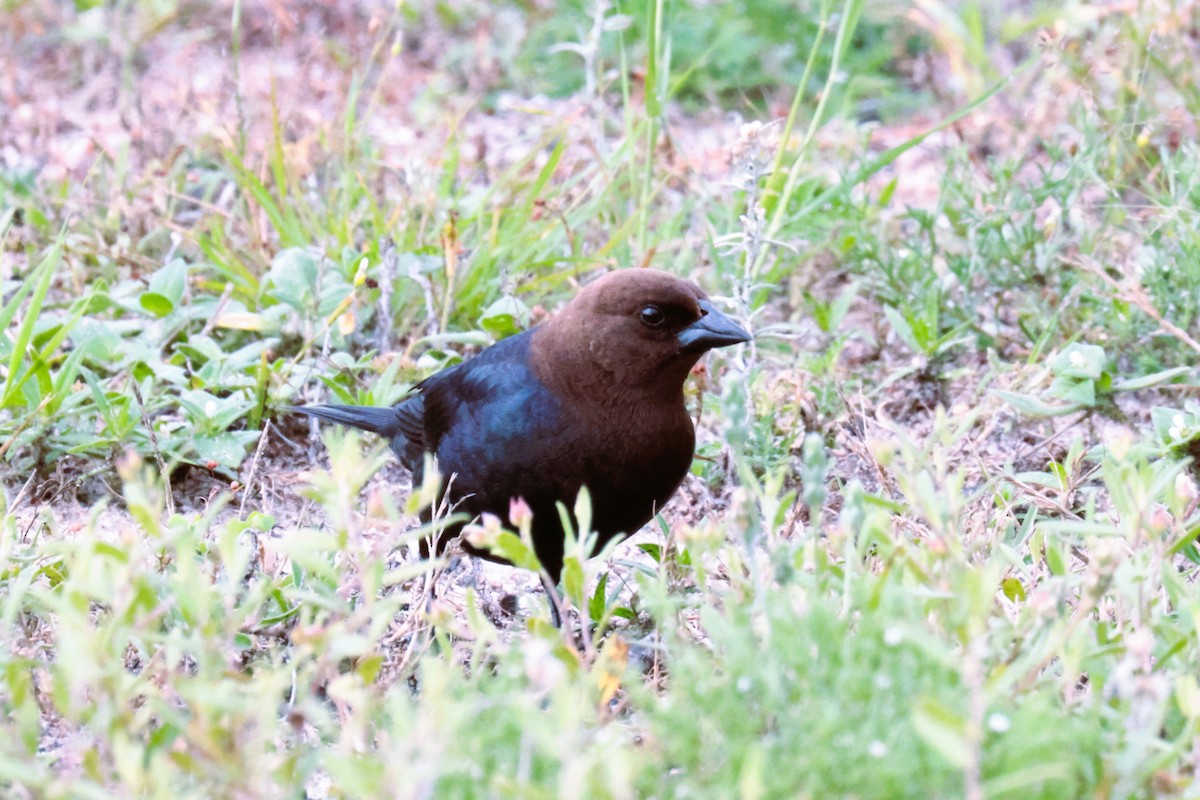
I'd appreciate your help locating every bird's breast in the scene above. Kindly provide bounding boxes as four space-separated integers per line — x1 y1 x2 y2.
565 403 695 536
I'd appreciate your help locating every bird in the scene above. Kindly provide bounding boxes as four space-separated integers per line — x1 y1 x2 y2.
291 268 750 614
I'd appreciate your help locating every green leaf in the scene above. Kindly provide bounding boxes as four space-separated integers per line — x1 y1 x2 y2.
1050 343 1105 380
882 304 921 354
478 295 530 337
484 532 543 572
877 176 897 207
224 148 306 247
1112 366 1191 392
1040 520 1122 538
1151 406 1190 442
1044 541 1067 576
271 531 341 584
562 556 585 609
140 258 188 317
1175 675 1200 718
912 698 969 769
193 432 258 468
144 722 181 759
69 319 124 364
139 292 174 317
356 654 384 684
637 542 662 563
573 486 593 540
2 238 61 408
588 571 609 622
1012 471 1059 489
1000 577 1026 602
266 248 321 312
1047 376 1095 407
993 390 1086 418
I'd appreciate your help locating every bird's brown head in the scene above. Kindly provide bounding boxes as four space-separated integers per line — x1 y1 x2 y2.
532 269 751 401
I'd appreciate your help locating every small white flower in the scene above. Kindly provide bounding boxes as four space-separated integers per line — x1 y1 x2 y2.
205 400 217 418
883 626 903 646
1176 473 1198 505
868 740 888 758
987 713 1011 733
1069 350 1086 368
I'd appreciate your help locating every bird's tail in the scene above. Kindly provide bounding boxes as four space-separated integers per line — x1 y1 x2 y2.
290 404 400 437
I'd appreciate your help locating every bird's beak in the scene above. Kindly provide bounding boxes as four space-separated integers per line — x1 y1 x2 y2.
677 300 752 353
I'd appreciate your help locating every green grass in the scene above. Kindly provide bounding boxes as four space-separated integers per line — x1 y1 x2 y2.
2 1 1200 797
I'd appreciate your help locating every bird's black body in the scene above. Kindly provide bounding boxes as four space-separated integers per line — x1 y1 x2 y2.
292 269 750 585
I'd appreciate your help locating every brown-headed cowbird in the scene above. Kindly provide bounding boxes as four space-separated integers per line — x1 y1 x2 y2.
292 269 750 599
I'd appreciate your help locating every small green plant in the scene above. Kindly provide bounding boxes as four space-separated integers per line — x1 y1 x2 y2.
997 343 1188 418
1151 400 1200 465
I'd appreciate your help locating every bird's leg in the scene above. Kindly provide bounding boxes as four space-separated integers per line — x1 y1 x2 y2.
469 555 482 591
540 573 592 656
468 556 496 622
420 557 444 617
541 572 564 628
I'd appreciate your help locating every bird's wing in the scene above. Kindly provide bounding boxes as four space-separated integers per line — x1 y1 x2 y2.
389 391 425 445
386 391 427 471
423 334 569 499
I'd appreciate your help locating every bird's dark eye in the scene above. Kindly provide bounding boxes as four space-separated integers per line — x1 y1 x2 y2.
639 305 666 328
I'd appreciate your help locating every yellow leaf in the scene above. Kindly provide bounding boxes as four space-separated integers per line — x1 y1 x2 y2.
215 312 268 331
596 636 629 706
325 294 354 333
